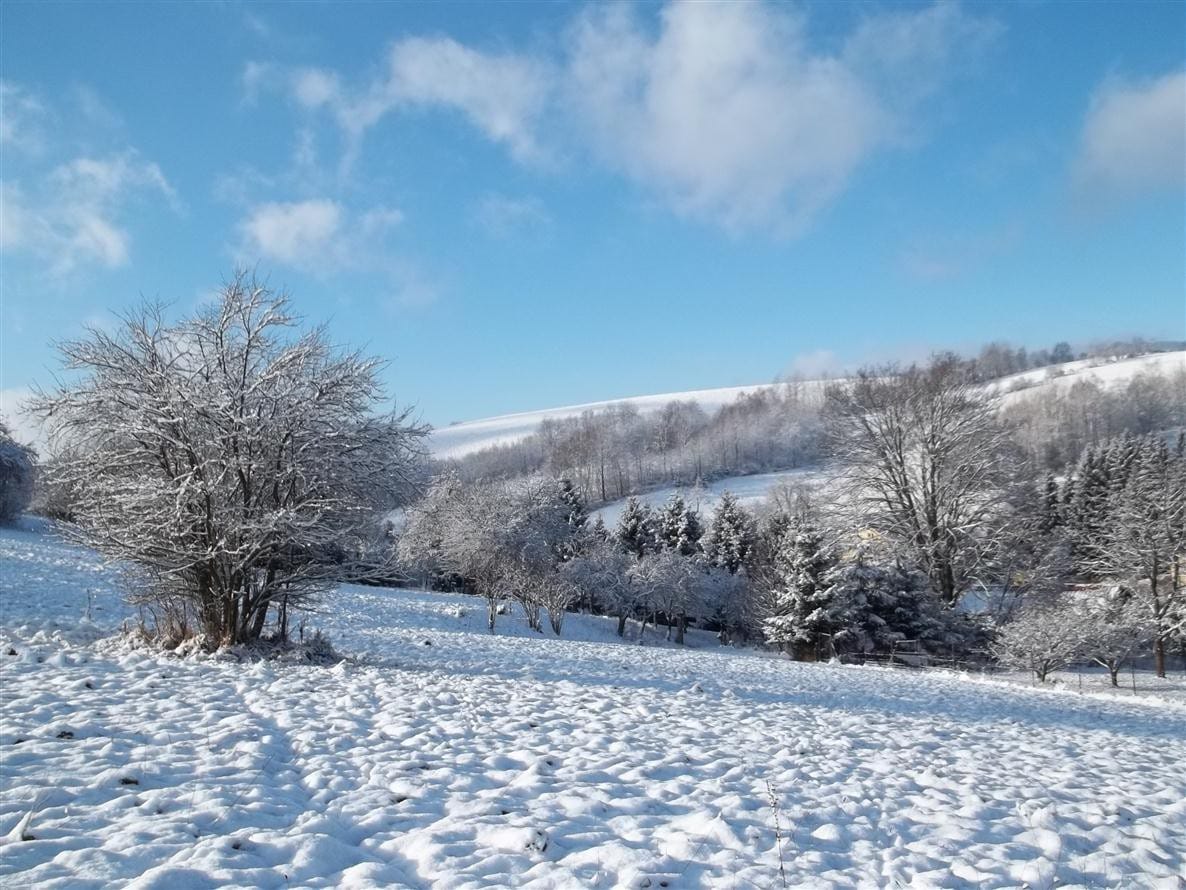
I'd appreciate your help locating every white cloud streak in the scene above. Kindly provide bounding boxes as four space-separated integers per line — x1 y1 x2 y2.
236 198 403 272
2 151 176 274
1073 69 1186 200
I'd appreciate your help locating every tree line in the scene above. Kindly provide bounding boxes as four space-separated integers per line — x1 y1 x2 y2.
443 339 1185 510
400 354 1185 679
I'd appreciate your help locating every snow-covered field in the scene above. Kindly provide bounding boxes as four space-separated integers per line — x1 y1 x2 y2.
3 519 1186 888
429 351 1186 460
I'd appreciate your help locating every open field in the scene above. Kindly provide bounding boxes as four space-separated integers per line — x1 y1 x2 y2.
3 519 1184 888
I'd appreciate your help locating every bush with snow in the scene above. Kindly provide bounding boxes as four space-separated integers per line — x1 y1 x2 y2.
29 273 427 647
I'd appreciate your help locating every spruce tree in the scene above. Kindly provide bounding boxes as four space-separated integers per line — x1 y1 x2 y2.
1037 473 1062 535
657 493 703 556
557 477 588 531
616 497 657 558
762 519 837 660
703 491 756 574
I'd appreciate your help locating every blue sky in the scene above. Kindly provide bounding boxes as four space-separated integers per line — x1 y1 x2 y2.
2 1 1183 431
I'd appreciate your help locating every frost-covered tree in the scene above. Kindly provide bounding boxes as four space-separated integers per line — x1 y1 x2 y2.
562 538 635 635
557 477 587 532
992 597 1093 682
763 519 838 660
700 565 754 644
500 477 581 633
703 492 756 574
628 548 706 643
1078 587 1154 687
402 475 583 633
31 274 427 646
616 496 658 557
656 493 702 556
1087 435 1185 677
825 356 1018 606
822 549 954 657
0 420 35 524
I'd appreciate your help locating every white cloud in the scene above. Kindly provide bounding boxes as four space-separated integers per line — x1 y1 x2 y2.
1073 69 1186 200
237 199 403 271
568 3 882 233
1 152 176 274
254 41 550 167
293 68 341 110
383 38 550 162
239 199 343 264
567 1 992 234
0 81 48 153
249 1 992 235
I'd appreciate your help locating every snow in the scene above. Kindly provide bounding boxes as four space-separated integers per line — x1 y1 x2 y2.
429 383 791 460
430 351 1186 460
592 469 825 527
4 519 1186 888
994 350 1185 406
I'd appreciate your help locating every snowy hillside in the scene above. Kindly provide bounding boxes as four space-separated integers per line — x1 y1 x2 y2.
3 519 1186 888
430 382 793 460
591 468 825 527
430 351 1185 459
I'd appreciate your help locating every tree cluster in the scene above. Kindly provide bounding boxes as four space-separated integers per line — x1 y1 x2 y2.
447 384 827 505
1010 432 1186 678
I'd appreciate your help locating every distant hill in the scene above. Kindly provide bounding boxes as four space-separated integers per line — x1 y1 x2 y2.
429 350 1185 459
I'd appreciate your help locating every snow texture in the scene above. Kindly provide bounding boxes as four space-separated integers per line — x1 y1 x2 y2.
2 517 1185 888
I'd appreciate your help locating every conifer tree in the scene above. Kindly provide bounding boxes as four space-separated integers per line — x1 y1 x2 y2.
763 519 837 660
656 493 703 556
557 477 588 531
1037 473 1062 536
703 491 756 574
616 496 658 558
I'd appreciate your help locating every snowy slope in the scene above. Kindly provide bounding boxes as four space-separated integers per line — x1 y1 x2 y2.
430 382 793 460
3 520 1186 888
430 351 1186 459
995 350 1185 405
591 468 825 527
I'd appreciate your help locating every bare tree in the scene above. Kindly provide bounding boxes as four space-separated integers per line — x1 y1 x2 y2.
31 273 427 647
825 356 1019 605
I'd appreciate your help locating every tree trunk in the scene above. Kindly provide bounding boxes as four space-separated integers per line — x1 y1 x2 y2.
487 595 497 632
676 613 686 645
617 613 627 637
1155 636 1167 679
